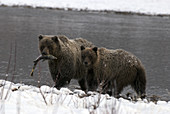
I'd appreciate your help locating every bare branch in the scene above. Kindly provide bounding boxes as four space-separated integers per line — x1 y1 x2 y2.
4 41 17 100
38 62 48 105
1 42 12 100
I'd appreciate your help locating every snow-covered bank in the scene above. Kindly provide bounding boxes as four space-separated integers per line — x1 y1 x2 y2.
0 0 170 16
0 80 170 114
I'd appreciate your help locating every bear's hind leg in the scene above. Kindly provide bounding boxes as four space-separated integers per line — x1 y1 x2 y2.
112 80 124 98
133 67 146 98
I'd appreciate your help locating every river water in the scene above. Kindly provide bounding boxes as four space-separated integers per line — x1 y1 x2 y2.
0 6 170 100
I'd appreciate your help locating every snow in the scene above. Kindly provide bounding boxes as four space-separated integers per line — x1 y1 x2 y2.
0 0 169 113
0 80 170 114
0 0 170 15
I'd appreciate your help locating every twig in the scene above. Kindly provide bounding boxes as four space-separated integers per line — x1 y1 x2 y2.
39 87 48 105
111 97 117 114
4 41 17 100
60 94 68 105
1 42 12 100
17 82 21 114
0 100 5 114
38 62 48 105
50 87 54 105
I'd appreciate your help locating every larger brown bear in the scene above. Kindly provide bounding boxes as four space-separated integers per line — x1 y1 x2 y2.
81 46 146 98
38 35 94 90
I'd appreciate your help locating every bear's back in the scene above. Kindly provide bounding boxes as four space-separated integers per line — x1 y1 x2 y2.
98 48 140 67
74 38 94 47
95 48 141 79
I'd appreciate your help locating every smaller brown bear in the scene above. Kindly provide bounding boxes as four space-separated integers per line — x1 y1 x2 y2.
81 46 146 98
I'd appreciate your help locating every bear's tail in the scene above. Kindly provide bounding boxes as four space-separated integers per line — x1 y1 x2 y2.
133 65 146 98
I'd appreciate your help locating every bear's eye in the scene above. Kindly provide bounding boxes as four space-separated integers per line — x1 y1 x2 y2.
40 46 45 51
82 55 85 59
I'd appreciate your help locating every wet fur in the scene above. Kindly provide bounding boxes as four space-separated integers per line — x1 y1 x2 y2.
81 47 146 97
39 35 94 90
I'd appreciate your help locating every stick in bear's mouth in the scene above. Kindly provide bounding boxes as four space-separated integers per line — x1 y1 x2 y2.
30 55 57 76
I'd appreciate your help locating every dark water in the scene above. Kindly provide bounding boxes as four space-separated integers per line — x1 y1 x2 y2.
0 7 170 100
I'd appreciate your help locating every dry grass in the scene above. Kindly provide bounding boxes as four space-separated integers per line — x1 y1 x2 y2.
0 41 20 114
1 41 17 100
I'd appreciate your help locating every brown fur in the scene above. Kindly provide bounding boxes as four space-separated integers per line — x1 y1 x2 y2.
38 35 94 90
81 46 146 97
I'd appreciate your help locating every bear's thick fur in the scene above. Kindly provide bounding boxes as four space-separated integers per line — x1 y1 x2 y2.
38 35 94 90
81 46 146 97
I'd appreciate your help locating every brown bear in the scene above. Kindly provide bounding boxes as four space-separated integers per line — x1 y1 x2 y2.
81 46 146 98
38 35 94 91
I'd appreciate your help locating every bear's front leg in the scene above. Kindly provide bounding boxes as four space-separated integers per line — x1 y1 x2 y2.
49 67 71 89
54 76 71 89
78 78 88 93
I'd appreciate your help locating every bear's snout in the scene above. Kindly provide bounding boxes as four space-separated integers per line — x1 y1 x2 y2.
41 47 50 55
42 51 47 55
84 61 88 65
83 61 90 67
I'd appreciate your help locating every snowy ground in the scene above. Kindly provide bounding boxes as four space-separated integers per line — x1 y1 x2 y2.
0 0 170 15
0 0 170 114
0 80 170 114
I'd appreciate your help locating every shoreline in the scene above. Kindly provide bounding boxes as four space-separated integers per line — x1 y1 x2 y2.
1 4 170 17
0 79 169 102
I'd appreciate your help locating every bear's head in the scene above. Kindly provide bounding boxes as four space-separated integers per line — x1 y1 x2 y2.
38 35 61 56
81 46 98 68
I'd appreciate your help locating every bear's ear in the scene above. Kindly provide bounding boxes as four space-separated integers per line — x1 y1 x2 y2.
52 36 59 43
81 46 85 50
92 47 98 53
39 34 43 41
